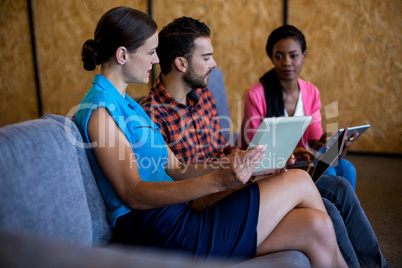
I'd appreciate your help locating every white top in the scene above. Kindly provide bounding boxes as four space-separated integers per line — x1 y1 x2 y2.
284 90 305 117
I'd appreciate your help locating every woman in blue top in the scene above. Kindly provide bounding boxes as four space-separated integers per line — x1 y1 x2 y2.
75 6 346 266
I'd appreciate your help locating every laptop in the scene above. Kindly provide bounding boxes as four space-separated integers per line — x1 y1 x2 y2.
247 116 312 173
287 125 349 183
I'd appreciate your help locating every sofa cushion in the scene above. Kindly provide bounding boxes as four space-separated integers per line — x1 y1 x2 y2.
208 68 230 139
42 114 112 246
208 68 238 144
0 118 92 246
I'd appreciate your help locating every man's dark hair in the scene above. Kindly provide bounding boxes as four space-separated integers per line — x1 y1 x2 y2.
157 17 210 74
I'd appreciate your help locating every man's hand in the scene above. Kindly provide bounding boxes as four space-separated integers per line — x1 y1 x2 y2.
189 186 245 211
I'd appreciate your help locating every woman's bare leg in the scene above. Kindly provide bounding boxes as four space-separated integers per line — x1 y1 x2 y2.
256 208 345 267
255 169 347 267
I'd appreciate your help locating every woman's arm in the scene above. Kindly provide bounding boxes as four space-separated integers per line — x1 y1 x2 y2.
88 107 264 210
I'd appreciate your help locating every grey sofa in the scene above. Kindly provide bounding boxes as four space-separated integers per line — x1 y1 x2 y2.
0 114 310 267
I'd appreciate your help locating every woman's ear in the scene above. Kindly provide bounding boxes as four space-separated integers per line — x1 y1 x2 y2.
116 46 128 65
302 50 308 63
174 57 188 73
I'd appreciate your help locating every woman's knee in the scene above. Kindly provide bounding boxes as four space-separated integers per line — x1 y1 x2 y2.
257 169 323 212
308 209 337 246
264 169 317 198
286 168 313 184
286 169 318 194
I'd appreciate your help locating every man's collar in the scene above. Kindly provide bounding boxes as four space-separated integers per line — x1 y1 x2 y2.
153 74 201 105
188 89 200 102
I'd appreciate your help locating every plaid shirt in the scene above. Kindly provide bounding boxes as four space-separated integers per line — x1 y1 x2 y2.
140 75 235 164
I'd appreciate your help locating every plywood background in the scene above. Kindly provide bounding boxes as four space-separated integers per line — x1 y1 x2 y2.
0 0 38 125
1 0 401 154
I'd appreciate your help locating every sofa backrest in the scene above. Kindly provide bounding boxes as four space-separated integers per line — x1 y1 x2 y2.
42 114 112 246
0 115 111 247
208 67 231 141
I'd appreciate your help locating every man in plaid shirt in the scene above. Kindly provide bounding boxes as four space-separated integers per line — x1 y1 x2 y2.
140 16 246 209
140 17 236 166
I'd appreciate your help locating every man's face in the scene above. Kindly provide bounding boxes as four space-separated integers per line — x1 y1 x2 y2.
183 37 217 89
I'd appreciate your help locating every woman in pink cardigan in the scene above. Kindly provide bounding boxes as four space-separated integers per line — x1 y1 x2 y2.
237 25 356 190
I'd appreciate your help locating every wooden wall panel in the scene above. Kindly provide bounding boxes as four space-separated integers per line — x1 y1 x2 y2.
0 0 38 125
288 0 402 153
32 0 149 117
153 0 283 134
0 0 400 153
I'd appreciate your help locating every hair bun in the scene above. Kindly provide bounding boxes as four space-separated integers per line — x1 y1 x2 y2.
81 39 98 71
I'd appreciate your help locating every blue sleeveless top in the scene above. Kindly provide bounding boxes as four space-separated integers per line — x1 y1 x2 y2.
74 74 173 227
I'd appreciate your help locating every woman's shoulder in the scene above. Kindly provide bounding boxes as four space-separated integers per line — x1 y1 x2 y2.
245 81 264 98
244 81 266 104
247 81 264 93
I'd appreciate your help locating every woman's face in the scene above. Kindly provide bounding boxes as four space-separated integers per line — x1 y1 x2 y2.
125 31 159 84
271 37 307 82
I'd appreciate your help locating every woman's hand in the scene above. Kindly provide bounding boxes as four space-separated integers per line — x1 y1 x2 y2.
308 132 332 151
216 145 266 190
340 132 359 158
293 147 315 163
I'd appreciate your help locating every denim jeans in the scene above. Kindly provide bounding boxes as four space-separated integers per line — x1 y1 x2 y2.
317 175 388 268
324 159 356 191
321 197 359 267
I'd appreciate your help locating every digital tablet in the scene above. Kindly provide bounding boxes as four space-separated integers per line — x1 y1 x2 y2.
247 116 312 173
316 124 370 155
310 125 348 182
288 125 349 183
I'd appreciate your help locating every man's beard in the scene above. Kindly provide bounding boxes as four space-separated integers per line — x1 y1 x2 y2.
183 63 211 89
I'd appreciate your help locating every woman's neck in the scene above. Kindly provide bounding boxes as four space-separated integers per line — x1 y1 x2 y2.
281 79 300 117
280 79 299 95
100 66 127 97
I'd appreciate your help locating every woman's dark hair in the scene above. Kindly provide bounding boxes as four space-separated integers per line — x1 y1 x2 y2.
265 25 306 59
81 6 158 71
157 16 210 74
260 68 284 117
261 25 307 117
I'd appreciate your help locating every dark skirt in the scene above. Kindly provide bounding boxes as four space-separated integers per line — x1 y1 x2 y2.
113 182 260 261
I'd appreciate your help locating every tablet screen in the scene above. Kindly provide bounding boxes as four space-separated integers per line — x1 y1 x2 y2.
247 116 311 172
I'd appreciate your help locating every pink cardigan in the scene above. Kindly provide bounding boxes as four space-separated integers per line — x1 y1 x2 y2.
237 79 323 150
